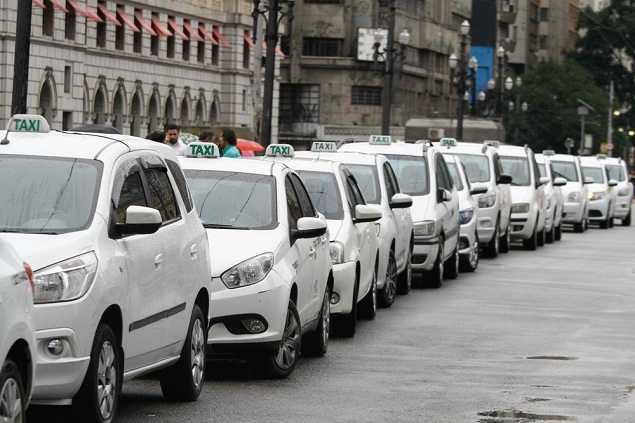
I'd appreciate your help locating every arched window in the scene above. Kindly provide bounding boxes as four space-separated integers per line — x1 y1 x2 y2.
130 89 143 137
112 85 126 132
148 90 160 133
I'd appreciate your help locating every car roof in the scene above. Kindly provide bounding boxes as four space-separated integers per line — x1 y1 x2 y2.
295 150 381 166
179 156 281 176
435 141 495 156
258 155 343 173
497 144 531 157
579 156 603 167
339 141 431 157
549 154 577 162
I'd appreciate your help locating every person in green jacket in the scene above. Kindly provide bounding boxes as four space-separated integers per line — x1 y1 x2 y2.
219 128 242 158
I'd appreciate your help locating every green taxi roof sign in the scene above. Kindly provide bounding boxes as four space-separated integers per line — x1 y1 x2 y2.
186 142 219 158
440 137 457 147
542 150 555 156
484 140 500 148
311 141 338 152
6 114 50 133
369 135 392 145
266 144 295 157
596 153 607 160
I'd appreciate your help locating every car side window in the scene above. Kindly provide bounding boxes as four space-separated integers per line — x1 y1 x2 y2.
531 156 542 187
436 155 454 191
165 159 194 213
383 163 397 199
286 176 302 230
112 159 146 224
144 168 180 222
493 154 503 180
290 173 317 218
345 173 366 212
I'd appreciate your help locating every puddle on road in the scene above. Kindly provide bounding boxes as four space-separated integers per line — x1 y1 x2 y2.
478 410 577 422
524 356 578 361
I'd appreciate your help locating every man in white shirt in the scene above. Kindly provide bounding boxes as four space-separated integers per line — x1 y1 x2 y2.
165 123 188 156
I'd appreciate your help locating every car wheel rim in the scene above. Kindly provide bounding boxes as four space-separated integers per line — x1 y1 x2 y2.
0 377 23 423
321 290 330 348
275 309 301 370
97 341 117 420
190 318 206 388
372 271 377 313
438 243 444 281
385 256 397 300
406 250 412 290
469 238 479 267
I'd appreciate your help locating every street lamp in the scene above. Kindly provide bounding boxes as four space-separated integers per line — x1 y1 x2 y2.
505 76 527 144
252 0 295 148
468 56 478 116
449 20 470 140
496 46 505 118
373 1 410 136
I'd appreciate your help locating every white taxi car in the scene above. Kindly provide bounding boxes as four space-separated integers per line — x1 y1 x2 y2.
441 154 483 272
339 136 459 288
296 146 412 306
535 151 566 243
498 144 548 250
259 142 381 338
179 143 333 378
597 154 633 226
436 139 512 258
549 153 590 232
580 155 617 229
0 115 211 421
0 238 36 422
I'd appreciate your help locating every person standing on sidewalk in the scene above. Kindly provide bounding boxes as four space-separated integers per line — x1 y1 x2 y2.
165 123 188 156
219 128 241 158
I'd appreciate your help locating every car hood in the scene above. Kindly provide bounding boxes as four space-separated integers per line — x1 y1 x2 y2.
327 219 344 241
206 228 284 277
586 182 607 193
409 195 432 222
0 231 96 272
509 186 535 204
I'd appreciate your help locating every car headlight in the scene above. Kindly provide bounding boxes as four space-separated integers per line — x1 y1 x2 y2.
221 253 274 289
330 241 345 265
589 191 605 201
478 192 496 208
413 221 435 237
33 252 98 303
511 203 530 213
618 187 631 197
459 208 474 225
566 191 582 203
374 222 381 237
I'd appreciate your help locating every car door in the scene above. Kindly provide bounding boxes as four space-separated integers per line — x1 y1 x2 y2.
435 154 459 256
492 153 512 231
111 154 168 370
382 162 408 269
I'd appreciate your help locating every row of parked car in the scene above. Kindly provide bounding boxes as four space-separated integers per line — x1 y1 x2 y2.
1 114 632 423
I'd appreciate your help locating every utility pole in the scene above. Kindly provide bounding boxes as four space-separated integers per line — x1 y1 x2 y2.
251 5 265 140
380 0 395 136
607 80 614 157
11 1 33 116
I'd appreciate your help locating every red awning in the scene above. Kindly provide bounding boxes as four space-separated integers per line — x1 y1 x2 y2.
98 3 121 26
66 0 92 19
198 24 218 45
183 21 204 41
117 7 139 32
32 0 45 8
168 18 188 40
243 32 255 48
151 16 172 37
134 12 157 36
83 4 103 22
213 27 231 48
50 0 69 13
261 42 286 60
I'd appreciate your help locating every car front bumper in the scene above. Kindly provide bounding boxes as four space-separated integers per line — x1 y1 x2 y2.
412 236 439 272
330 261 356 315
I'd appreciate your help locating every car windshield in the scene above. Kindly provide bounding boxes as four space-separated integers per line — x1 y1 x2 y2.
346 164 381 204
581 166 605 184
184 170 277 229
537 163 547 178
0 155 101 234
453 153 490 183
500 156 530 186
445 162 464 191
297 171 343 220
384 154 429 196
551 161 578 182
605 164 625 181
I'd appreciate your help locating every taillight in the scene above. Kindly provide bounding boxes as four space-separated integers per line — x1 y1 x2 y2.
23 262 34 294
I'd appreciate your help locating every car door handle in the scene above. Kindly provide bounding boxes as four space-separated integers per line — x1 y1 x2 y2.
155 254 163 270
309 247 316 258
190 244 198 259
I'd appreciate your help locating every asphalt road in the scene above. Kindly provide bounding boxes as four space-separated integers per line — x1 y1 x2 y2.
29 220 635 423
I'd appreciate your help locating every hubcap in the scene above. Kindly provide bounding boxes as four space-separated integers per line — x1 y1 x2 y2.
97 341 117 420
0 377 23 423
321 290 330 348
275 308 301 370
385 255 397 301
190 318 206 388
469 237 479 267
372 271 377 313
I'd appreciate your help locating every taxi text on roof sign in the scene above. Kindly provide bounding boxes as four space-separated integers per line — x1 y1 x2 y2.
542 150 555 156
6 114 51 133
440 137 457 147
596 153 607 160
311 141 338 152
369 135 392 145
186 142 220 158
266 144 295 157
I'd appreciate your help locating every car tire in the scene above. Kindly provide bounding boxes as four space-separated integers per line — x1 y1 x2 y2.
397 246 412 295
0 358 25 423
537 224 545 246
574 220 584 233
249 300 301 379
523 222 538 251
554 223 562 241
73 323 122 423
623 210 631 226
546 218 555 244
443 243 459 280
608 216 614 228
377 250 397 308
459 234 479 273
358 266 377 320
484 220 500 258
426 240 444 288
600 216 609 229
335 277 358 338
302 286 330 357
160 304 206 401
499 219 511 254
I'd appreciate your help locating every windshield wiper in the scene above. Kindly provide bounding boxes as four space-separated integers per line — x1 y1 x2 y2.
202 223 249 230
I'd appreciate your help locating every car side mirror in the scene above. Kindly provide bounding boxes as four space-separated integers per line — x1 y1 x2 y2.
353 204 382 223
115 205 162 236
390 193 413 209
608 179 618 187
553 177 567 187
437 188 452 203
538 176 550 186
497 174 512 185
291 216 327 241
584 177 594 184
